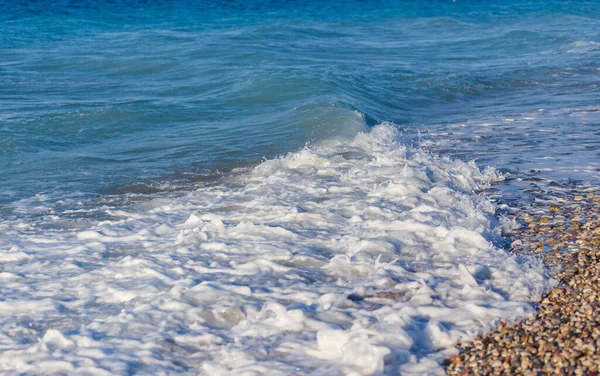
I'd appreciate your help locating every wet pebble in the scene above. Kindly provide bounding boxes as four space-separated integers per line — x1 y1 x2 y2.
446 193 600 375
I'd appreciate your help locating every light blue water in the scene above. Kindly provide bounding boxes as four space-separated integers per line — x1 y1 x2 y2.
1 2 600 373
2 0 599 211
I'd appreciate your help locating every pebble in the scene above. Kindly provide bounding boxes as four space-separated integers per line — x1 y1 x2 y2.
446 193 600 375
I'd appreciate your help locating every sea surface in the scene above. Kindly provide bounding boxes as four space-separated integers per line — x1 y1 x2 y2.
1 1 599 374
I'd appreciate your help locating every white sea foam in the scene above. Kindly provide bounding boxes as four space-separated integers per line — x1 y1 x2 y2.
567 40 600 53
0 124 550 375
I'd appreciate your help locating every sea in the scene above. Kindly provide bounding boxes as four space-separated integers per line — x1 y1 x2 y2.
1 1 599 374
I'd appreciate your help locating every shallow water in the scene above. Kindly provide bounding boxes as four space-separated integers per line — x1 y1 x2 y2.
0 1 598 374
0 125 551 374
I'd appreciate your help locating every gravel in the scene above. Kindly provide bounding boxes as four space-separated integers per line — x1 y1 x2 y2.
445 192 600 375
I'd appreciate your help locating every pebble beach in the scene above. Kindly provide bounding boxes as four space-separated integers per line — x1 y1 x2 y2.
446 192 600 375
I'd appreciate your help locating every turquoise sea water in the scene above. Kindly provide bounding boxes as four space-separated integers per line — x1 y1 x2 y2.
2 0 599 209
1 1 600 374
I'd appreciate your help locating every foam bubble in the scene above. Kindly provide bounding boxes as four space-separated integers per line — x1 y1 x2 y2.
0 124 550 374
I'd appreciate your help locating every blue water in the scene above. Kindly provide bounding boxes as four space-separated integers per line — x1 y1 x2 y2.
1 0 599 207
2 2 600 373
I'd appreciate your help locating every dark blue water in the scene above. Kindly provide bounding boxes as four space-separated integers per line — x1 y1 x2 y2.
1 0 599 207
